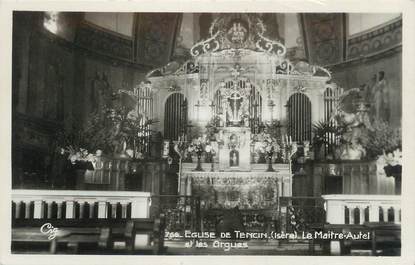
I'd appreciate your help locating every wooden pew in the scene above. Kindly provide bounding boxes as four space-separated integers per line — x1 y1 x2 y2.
12 217 166 254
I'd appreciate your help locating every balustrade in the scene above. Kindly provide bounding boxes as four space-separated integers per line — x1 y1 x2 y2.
322 194 401 225
12 189 151 220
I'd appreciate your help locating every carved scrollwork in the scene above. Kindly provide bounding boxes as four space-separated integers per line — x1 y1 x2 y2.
190 30 221 57
255 20 286 57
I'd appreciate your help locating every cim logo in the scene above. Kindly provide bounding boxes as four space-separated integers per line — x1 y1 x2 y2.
40 223 59 240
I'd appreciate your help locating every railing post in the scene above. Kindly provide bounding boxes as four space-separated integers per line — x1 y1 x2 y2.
65 201 75 219
350 207 355 225
383 207 388 222
110 203 117 219
24 201 31 219
131 197 150 218
325 200 345 224
79 201 85 219
57 202 63 219
46 201 53 219
395 207 401 224
33 200 44 219
98 201 107 219
369 204 380 222
15 201 21 219
359 207 365 224
121 202 128 219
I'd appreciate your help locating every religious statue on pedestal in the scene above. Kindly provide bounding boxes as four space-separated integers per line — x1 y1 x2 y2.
230 149 239 167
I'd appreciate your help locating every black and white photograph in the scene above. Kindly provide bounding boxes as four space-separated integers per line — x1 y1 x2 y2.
3 4 412 262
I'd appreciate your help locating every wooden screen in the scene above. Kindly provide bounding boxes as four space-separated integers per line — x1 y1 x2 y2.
287 93 312 142
164 93 187 141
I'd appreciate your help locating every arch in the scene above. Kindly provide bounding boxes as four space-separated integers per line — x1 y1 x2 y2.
164 93 187 141
287 93 312 142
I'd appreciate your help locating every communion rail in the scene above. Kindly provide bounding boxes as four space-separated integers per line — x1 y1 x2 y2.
322 194 401 225
321 194 401 255
150 195 201 233
12 189 151 220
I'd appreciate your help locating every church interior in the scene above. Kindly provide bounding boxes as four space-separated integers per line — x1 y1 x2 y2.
11 12 402 256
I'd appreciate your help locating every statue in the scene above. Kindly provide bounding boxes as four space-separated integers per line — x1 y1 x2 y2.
227 22 247 44
91 71 111 114
230 149 239 167
332 94 373 160
371 71 390 122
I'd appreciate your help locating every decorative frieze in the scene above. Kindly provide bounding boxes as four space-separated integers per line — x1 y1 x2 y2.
347 17 402 60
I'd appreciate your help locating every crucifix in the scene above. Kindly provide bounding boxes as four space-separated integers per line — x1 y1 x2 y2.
228 92 243 123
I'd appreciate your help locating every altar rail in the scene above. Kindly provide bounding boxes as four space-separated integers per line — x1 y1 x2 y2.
322 194 401 225
150 195 201 233
11 189 151 220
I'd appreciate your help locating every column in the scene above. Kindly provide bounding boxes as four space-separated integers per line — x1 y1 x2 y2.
89 202 95 219
325 199 346 224
121 202 128 219
394 207 401 224
79 202 85 219
283 177 291 196
277 179 282 198
65 201 75 219
33 200 44 219
180 174 187 196
15 201 21 219
383 207 389 223
131 197 150 218
369 204 380 222
47 201 53 219
359 207 365 224
98 201 108 219
186 176 192 196
349 206 357 225
57 202 63 219
111 203 117 219
24 201 31 219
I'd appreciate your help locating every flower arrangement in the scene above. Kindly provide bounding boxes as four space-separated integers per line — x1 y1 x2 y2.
64 146 100 170
365 120 401 160
251 132 280 163
82 105 158 158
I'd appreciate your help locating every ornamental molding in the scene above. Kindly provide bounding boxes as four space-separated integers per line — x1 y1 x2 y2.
190 14 286 58
146 14 332 83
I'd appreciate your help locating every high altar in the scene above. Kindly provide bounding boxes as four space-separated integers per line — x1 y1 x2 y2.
146 14 334 210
